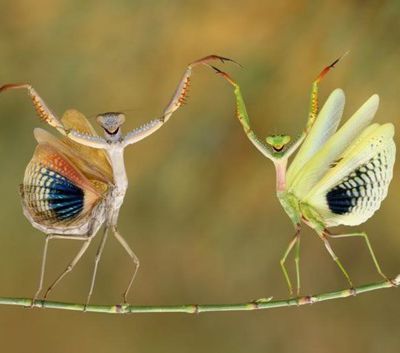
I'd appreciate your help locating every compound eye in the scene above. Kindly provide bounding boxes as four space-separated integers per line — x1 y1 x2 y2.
96 115 105 126
265 136 276 146
117 113 126 125
281 135 291 145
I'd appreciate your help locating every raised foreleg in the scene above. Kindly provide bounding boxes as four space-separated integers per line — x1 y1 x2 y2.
123 55 237 146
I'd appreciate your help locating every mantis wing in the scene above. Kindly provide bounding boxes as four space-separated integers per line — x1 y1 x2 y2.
286 89 345 187
60 109 113 182
304 123 395 227
34 128 112 185
288 94 380 198
23 142 106 227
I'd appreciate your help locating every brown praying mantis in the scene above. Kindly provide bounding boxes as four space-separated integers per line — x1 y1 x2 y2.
0 55 236 306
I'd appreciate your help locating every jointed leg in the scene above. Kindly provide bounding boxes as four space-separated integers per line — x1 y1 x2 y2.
86 227 109 306
327 230 390 281
32 234 52 304
211 53 347 156
43 238 92 299
294 234 301 296
318 229 353 288
162 55 238 122
112 227 140 303
0 83 66 134
123 55 238 146
0 83 110 149
280 225 301 296
306 52 348 133
32 234 89 304
210 66 280 160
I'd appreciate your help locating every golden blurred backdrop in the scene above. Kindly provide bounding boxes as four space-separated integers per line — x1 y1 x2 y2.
0 0 399 352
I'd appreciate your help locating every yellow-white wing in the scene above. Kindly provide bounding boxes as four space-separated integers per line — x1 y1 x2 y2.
288 94 380 198
303 123 395 227
286 89 345 188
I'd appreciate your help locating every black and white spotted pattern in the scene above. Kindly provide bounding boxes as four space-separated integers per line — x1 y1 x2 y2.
325 148 394 224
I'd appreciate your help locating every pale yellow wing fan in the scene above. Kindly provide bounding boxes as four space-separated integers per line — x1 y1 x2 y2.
288 94 380 199
304 123 395 226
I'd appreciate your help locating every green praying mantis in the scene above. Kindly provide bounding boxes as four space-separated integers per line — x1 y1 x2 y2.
211 56 395 296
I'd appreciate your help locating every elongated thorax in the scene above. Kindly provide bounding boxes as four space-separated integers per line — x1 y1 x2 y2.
104 144 128 225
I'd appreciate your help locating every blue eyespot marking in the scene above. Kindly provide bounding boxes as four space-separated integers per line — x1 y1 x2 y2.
24 166 84 223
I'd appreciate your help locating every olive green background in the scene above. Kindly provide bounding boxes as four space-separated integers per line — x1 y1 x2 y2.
0 1 399 352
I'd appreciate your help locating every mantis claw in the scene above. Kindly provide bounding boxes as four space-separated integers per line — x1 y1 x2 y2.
189 55 241 68
209 65 238 87
0 82 31 93
315 51 349 83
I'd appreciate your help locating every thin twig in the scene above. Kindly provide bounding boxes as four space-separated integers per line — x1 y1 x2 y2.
0 275 398 314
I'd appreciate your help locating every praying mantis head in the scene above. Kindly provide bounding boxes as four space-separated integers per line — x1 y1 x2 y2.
265 134 292 158
96 112 126 141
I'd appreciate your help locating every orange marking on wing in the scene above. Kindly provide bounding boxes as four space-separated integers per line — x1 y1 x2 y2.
33 144 103 198
34 127 112 184
61 110 113 182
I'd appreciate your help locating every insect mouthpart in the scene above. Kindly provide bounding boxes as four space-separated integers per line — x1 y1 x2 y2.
265 134 291 153
272 145 285 152
105 127 120 135
96 112 126 137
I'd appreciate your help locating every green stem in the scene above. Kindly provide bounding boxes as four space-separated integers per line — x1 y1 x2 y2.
1 275 398 314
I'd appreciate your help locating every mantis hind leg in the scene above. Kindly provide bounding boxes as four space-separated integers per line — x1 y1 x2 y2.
32 234 54 305
327 230 390 282
43 237 92 299
317 229 354 288
294 234 301 295
32 234 91 306
112 226 140 303
280 225 301 296
85 227 109 307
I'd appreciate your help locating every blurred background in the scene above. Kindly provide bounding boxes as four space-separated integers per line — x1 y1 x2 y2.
0 0 399 352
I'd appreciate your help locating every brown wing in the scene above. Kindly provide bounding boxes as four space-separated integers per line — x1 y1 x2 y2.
61 109 113 182
22 141 108 227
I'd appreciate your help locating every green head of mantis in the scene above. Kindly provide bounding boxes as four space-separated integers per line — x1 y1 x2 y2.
265 134 291 155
